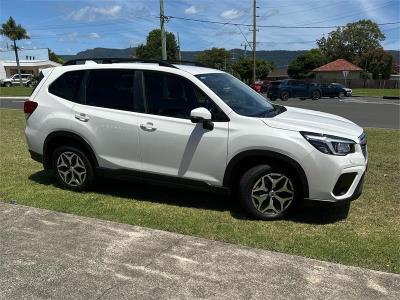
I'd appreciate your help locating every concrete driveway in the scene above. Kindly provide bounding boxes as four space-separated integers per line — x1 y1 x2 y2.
1 202 399 299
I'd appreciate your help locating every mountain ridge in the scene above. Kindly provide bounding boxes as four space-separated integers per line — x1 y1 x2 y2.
60 47 400 68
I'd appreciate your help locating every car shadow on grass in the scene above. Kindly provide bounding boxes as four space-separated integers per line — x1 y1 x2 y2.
29 170 349 225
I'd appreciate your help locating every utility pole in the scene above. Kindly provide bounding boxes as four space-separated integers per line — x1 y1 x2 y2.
177 32 182 62
252 0 257 83
160 0 167 60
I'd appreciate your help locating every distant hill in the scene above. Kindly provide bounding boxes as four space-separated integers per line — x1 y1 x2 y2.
61 47 400 68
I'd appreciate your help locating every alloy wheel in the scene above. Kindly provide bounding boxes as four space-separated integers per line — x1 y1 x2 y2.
56 151 87 186
251 173 294 216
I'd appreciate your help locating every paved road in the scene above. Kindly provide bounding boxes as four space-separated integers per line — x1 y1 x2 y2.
1 96 399 129
267 97 399 129
1 202 399 300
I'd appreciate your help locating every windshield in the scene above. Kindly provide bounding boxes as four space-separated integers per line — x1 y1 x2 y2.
195 73 274 117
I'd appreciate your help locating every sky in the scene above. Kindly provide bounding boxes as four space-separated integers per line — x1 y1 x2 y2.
0 0 399 55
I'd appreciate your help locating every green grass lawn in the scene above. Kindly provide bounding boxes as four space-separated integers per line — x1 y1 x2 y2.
1 109 399 273
352 88 400 97
0 86 33 97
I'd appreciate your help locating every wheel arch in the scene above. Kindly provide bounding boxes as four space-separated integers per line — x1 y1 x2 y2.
43 131 99 170
223 150 309 198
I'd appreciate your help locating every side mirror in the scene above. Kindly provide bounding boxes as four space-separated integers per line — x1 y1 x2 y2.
190 107 214 130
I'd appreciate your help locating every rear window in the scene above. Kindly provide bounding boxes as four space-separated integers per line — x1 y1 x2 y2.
49 70 85 102
85 70 136 112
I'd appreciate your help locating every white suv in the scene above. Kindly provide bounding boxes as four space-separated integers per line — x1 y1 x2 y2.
24 59 368 220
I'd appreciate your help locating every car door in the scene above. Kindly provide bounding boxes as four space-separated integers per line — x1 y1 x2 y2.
138 70 229 186
69 69 143 170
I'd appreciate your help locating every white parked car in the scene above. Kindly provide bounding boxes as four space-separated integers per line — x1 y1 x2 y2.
1 73 34 87
24 59 368 220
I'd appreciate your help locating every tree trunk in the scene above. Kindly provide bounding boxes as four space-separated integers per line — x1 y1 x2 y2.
13 40 23 87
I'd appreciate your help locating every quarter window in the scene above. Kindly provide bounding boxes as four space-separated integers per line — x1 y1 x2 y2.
85 70 136 112
49 70 85 102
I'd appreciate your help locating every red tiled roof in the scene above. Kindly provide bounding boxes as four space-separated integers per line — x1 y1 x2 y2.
313 59 363 72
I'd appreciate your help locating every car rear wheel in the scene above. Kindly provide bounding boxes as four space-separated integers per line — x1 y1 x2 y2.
52 146 94 191
311 91 321 100
238 165 298 220
281 91 289 101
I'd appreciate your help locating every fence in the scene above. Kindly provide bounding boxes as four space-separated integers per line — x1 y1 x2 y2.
316 78 399 89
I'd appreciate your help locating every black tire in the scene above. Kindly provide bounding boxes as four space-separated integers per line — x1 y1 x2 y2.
281 91 289 101
338 91 345 99
52 146 94 191
311 90 321 100
5 82 11 87
238 164 299 220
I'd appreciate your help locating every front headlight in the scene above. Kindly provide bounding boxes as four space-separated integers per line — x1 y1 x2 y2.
301 131 356 156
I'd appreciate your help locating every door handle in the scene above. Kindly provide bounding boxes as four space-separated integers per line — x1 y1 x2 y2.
140 122 157 132
75 113 89 122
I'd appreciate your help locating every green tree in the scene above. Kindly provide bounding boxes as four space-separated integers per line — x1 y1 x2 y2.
195 48 231 69
48 49 64 64
0 16 30 86
231 58 273 83
357 48 394 79
317 19 385 62
287 49 327 78
135 29 178 60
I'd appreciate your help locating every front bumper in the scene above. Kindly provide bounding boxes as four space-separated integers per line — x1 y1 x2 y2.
301 142 367 203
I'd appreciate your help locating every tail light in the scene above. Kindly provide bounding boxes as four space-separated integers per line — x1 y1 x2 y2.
24 100 38 116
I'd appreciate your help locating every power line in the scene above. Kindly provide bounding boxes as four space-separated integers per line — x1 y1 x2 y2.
166 15 400 29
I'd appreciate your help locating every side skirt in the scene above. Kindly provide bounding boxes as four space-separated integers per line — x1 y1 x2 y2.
95 167 231 195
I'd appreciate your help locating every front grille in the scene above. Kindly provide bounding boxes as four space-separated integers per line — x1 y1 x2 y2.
359 132 368 160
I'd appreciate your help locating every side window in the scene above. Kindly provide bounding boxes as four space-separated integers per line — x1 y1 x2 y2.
143 71 227 121
49 70 85 102
85 70 135 112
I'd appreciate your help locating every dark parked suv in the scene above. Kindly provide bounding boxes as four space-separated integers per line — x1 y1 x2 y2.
267 80 322 101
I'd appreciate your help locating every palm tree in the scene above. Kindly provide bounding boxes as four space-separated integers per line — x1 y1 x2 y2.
0 17 30 86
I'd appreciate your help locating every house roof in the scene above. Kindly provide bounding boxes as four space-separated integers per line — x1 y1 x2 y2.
313 59 363 72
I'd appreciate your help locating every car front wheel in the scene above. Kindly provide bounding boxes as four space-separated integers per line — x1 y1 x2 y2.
238 165 298 220
338 91 345 99
281 91 289 101
52 146 94 191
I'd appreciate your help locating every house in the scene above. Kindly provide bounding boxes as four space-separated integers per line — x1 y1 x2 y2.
0 48 60 80
313 59 363 81
266 68 289 81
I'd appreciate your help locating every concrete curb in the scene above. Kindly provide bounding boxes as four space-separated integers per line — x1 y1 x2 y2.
0 96 29 100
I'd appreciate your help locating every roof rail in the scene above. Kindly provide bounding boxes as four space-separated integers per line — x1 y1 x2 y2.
169 60 206 67
62 58 178 68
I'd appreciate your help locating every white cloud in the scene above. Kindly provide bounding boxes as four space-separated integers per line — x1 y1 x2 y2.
60 32 79 42
220 9 245 20
185 5 200 15
67 5 122 22
87 32 100 39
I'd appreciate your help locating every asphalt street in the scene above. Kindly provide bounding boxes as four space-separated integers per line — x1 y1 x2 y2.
1 202 399 300
1 96 399 129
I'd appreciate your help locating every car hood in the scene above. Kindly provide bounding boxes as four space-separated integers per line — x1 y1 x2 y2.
263 106 363 140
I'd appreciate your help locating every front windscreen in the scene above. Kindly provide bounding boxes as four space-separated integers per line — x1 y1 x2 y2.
195 73 275 117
